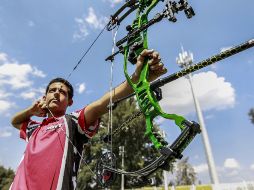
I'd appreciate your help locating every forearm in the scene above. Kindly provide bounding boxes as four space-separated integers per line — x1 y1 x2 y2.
104 77 135 105
85 74 138 125
11 107 33 129
99 73 138 112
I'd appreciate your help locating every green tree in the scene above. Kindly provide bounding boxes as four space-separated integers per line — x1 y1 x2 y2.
248 108 254 124
0 165 15 190
77 98 169 189
175 157 197 185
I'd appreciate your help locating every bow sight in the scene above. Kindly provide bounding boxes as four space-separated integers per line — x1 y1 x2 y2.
106 0 195 63
165 0 195 22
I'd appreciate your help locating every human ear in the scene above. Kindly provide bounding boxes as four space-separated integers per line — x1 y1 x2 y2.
68 99 73 106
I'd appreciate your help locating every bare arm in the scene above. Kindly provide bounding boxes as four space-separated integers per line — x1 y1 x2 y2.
11 100 47 130
84 74 138 126
85 49 167 126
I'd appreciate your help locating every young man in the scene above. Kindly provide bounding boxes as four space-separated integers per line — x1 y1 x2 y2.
10 49 167 190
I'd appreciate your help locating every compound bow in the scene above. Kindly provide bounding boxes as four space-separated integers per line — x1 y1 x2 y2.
95 0 201 187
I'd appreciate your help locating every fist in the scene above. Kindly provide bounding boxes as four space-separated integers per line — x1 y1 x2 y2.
135 49 167 81
30 98 47 117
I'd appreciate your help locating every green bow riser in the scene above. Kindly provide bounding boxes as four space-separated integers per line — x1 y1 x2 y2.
123 0 187 149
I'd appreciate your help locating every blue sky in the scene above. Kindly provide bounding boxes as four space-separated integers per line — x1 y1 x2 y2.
0 0 253 185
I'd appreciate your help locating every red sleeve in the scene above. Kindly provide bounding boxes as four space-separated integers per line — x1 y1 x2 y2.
20 121 29 140
71 107 100 138
19 120 41 141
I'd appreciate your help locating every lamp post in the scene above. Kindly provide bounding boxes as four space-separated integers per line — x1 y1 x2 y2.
162 130 169 190
119 146 125 190
176 47 219 184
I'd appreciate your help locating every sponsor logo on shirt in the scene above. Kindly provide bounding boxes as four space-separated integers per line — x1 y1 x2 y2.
46 124 61 131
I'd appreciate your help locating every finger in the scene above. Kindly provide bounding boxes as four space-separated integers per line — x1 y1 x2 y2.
162 67 167 73
33 100 40 106
140 49 154 57
160 67 168 74
38 102 44 107
148 52 161 65
152 67 167 75
137 49 154 62
148 57 161 65
150 62 164 70
38 102 47 109
151 51 159 60
41 104 47 109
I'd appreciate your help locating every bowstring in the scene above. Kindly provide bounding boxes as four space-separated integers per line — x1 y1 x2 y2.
107 25 119 166
66 23 108 81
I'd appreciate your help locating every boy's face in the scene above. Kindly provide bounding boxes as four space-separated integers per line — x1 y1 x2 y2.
45 82 73 114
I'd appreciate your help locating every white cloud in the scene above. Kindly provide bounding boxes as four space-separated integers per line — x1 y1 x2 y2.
159 71 235 115
0 100 14 114
250 164 254 170
20 87 45 101
0 54 46 89
220 46 233 52
205 114 214 120
103 0 123 7
0 127 13 137
210 64 218 71
0 89 12 99
194 155 199 159
73 7 108 40
224 158 240 169
85 7 108 29
77 83 86 94
0 52 45 113
0 53 8 62
227 170 239 177
33 67 46 77
28 21 35 27
73 18 89 41
193 163 208 173
154 117 166 125
20 91 36 100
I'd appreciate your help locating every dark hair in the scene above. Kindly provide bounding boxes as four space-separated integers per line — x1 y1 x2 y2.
45 77 74 99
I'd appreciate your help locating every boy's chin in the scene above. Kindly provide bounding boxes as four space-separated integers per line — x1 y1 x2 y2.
48 105 63 112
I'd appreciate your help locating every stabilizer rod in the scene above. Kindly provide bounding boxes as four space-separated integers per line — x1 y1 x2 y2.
110 38 254 106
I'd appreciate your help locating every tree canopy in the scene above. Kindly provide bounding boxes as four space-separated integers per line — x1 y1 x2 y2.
0 165 15 190
174 157 197 186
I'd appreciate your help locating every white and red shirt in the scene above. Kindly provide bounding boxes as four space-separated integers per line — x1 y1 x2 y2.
11 108 99 190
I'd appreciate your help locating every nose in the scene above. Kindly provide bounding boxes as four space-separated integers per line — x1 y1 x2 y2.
53 89 60 97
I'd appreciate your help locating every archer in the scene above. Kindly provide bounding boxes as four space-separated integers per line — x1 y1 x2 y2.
10 49 167 190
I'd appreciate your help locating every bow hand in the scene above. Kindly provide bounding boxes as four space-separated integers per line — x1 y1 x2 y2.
134 49 167 82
